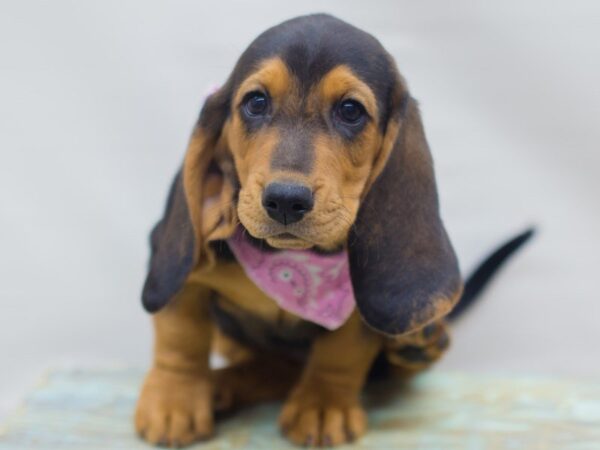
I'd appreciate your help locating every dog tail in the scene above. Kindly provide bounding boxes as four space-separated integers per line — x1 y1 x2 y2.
447 227 535 321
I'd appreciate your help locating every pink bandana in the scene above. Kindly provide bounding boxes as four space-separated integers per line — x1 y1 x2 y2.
226 228 356 330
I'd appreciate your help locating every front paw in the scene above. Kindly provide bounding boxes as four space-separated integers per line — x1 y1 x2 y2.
135 367 214 448
279 380 367 447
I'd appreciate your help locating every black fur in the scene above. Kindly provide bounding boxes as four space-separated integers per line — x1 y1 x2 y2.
448 228 536 320
141 15 458 328
141 171 194 312
348 98 461 335
141 14 531 336
229 14 397 128
210 298 323 360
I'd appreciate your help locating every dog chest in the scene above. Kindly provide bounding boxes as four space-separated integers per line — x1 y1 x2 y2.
189 257 324 354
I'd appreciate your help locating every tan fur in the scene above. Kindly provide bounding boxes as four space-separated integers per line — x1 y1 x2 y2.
316 65 378 121
279 311 383 445
384 320 451 374
137 50 453 448
183 128 238 269
135 284 215 446
189 256 305 326
137 252 391 446
408 290 464 333
232 62 384 250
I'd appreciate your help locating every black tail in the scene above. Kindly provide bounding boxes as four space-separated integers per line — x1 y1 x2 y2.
448 228 535 321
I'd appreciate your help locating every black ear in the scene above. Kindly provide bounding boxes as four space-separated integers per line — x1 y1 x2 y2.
141 171 194 313
141 85 233 313
348 98 462 336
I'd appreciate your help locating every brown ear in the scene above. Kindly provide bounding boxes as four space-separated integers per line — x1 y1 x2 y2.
183 85 239 267
348 96 462 336
141 87 237 312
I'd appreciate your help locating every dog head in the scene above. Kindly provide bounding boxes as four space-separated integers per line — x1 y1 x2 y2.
143 14 462 335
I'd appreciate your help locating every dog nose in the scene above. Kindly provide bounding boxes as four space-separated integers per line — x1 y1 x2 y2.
262 182 313 225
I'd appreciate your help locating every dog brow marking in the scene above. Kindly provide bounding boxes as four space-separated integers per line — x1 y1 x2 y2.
233 57 291 107
315 65 378 120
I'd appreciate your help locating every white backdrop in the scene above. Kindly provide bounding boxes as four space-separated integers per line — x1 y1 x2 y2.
1 1 599 420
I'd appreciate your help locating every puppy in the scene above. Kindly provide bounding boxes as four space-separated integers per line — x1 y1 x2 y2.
135 14 533 447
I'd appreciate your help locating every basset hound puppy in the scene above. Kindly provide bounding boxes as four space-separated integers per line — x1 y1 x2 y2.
135 14 533 447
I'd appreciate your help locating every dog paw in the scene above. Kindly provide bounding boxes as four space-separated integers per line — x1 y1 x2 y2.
278 381 367 447
212 357 299 413
135 367 214 448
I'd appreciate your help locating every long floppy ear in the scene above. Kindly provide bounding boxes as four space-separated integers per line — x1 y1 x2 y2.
348 95 462 336
183 84 238 267
141 86 236 312
141 171 194 312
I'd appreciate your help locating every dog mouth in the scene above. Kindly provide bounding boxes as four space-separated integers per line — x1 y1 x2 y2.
237 207 350 251
274 232 297 240
237 186 353 251
265 232 314 250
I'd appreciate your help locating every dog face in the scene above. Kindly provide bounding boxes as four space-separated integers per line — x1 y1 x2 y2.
199 16 408 253
229 58 386 251
143 14 462 336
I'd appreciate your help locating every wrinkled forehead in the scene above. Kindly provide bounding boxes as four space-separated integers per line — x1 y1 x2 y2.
229 15 399 121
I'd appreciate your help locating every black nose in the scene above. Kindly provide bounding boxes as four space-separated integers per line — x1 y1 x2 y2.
262 183 313 225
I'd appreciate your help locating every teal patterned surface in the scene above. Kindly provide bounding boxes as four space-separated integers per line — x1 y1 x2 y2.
0 369 599 449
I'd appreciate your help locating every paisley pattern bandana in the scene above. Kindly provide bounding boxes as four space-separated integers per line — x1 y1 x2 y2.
226 227 356 330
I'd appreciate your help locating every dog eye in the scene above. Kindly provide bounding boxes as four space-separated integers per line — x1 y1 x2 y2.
243 92 268 117
337 100 365 124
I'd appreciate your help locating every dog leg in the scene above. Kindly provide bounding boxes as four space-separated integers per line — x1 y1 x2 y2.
384 320 450 377
279 311 383 447
135 283 214 448
211 327 300 411
213 355 301 413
